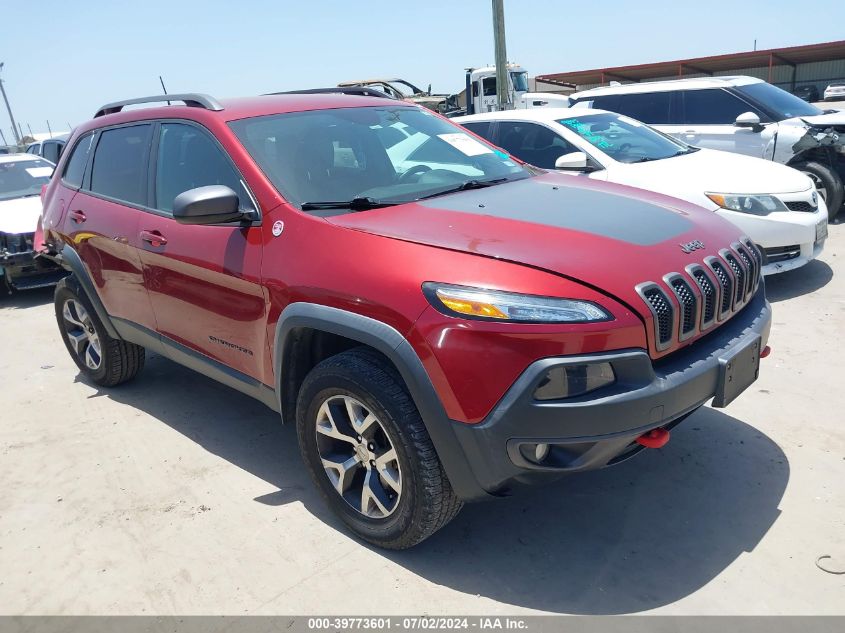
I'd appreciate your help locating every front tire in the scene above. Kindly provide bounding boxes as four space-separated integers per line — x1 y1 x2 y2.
54 277 145 387
794 160 844 220
296 348 462 549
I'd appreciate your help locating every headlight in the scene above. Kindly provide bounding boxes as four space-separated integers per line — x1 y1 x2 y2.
705 193 788 215
423 283 612 323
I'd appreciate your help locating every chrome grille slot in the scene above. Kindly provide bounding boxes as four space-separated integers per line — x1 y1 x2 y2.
637 284 675 351
723 251 746 306
735 242 758 296
687 265 717 330
707 258 734 318
665 274 698 340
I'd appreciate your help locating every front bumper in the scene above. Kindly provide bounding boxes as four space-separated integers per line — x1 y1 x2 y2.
714 203 827 276
450 289 772 497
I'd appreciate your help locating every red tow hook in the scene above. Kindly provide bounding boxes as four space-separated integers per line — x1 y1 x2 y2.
636 427 670 449
760 345 772 358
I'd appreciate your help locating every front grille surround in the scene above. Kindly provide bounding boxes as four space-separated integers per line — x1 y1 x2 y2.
635 282 677 352
721 249 746 309
705 256 735 319
685 264 718 332
637 237 759 354
663 272 700 342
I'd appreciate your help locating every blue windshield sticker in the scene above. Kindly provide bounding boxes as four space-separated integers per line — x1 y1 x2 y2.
495 150 509 160
559 118 615 150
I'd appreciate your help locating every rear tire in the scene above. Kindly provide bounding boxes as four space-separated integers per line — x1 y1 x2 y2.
794 160 844 220
54 277 145 387
296 347 462 549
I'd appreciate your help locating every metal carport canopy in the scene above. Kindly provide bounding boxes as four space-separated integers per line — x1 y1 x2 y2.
536 39 845 87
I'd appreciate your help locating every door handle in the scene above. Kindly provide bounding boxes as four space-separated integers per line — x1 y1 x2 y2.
140 230 167 247
69 209 87 223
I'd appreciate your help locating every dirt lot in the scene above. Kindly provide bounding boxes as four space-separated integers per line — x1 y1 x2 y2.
1 225 843 616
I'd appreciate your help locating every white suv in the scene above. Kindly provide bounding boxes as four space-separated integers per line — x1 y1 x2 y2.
570 76 845 219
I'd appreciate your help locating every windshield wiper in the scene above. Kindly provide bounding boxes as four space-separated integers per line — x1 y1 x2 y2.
416 177 509 200
300 197 400 211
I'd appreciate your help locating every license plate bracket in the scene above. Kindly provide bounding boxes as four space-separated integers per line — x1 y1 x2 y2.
712 335 761 408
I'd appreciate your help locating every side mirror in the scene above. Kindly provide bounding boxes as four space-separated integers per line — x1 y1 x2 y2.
555 151 591 171
172 185 245 225
735 112 763 132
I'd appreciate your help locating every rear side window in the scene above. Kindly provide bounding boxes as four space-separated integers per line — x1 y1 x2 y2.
89 125 152 205
682 89 760 124
460 121 494 140
154 123 251 213
42 141 62 164
62 133 95 189
610 91 674 124
585 94 621 113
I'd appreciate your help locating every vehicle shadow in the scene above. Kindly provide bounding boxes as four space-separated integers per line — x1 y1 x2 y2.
87 351 789 615
0 286 55 310
765 259 833 303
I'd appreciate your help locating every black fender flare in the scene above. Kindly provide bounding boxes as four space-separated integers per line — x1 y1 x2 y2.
57 244 120 339
273 302 488 501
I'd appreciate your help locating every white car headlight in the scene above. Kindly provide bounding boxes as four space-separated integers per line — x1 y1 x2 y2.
423 283 612 323
705 193 789 215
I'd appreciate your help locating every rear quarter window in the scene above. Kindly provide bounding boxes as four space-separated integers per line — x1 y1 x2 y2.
62 133 95 189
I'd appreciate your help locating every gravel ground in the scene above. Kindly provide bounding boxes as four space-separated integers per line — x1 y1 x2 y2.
0 222 843 615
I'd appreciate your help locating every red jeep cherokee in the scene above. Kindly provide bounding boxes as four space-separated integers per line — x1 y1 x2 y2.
39 92 772 548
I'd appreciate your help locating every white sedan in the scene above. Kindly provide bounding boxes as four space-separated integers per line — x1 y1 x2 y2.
0 153 65 292
456 108 828 275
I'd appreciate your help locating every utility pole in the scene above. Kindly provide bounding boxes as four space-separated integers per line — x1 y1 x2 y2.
0 62 22 144
491 0 511 110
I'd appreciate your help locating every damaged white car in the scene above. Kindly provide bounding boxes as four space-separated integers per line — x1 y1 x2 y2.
0 154 66 293
571 76 845 219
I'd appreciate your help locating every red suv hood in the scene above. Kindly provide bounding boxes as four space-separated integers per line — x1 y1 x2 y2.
330 174 745 315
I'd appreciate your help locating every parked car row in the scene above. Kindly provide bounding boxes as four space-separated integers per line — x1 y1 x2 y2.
568 76 845 217
456 106 828 275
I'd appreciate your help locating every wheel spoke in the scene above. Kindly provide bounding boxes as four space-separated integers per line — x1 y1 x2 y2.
375 448 401 494
361 469 392 518
321 454 361 495
345 399 378 436
62 302 86 329
66 330 88 356
84 339 101 370
315 401 358 446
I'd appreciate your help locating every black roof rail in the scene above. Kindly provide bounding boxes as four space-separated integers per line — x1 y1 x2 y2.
265 87 398 99
93 93 224 118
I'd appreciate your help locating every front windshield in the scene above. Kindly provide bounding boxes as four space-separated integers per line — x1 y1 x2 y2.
558 113 692 164
734 82 822 120
0 158 53 201
510 72 529 92
229 106 529 211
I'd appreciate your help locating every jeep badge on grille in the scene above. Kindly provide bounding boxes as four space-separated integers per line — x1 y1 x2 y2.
680 240 705 254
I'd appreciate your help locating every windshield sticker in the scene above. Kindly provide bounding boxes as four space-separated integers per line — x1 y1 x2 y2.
559 118 614 150
437 133 493 156
25 167 53 178
494 150 510 159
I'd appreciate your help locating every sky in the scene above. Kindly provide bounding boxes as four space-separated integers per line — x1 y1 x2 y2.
2 0 845 138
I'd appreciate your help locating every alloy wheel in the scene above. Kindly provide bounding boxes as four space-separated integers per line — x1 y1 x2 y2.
314 395 402 519
62 299 102 371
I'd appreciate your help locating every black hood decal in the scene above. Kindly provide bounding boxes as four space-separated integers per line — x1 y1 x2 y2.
419 179 693 246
